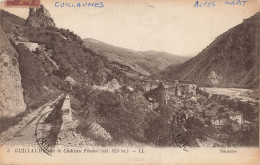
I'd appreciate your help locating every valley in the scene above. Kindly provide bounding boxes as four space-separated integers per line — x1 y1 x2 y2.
202 87 258 103
0 5 258 149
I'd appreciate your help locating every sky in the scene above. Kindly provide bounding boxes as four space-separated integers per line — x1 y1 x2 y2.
1 0 260 56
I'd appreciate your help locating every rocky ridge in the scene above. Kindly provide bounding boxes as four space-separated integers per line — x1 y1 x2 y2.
25 4 55 28
159 12 260 88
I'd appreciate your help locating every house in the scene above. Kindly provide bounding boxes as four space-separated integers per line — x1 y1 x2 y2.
179 84 197 95
190 96 197 102
164 81 175 88
205 102 217 109
15 41 39 52
227 112 243 125
184 95 197 105
185 109 194 119
184 100 195 109
204 105 221 118
210 105 225 113
210 117 224 126
175 101 184 108
194 105 206 118
204 110 217 118
166 87 175 96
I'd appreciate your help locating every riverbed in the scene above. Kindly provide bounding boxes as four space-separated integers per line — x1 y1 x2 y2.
201 87 258 103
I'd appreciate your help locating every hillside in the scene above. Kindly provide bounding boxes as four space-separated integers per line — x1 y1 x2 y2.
84 38 190 76
159 12 260 88
0 6 162 145
0 6 136 109
1 6 258 148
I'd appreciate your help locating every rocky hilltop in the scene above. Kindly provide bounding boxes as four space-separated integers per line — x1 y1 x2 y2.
159 12 260 88
25 5 55 27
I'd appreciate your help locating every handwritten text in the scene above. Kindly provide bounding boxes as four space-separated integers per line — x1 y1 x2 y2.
55 2 104 8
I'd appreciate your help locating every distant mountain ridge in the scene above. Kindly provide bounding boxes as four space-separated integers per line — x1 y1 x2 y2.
84 38 190 76
159 12 260 88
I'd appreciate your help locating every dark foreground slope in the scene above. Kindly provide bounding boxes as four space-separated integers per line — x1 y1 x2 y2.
0 8 163 145
160 12 260 88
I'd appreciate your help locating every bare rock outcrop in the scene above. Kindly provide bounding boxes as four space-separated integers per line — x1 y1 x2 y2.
0 27 26 117
88 122 113 142
25 5 55 28
208 71 223 86
92 78 121 92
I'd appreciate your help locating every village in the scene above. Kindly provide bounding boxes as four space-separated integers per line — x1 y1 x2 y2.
143 79 258 147
45 76 258 147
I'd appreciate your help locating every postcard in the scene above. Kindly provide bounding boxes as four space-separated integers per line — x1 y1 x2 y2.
0 0 259 164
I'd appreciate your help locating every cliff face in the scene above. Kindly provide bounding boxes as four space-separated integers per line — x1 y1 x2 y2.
0 27 26 117
159 12 260 88
25 5 55 28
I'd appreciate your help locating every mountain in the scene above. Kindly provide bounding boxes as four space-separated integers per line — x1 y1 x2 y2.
0 7 135 111
159 12 260 88
1 5 258 148
84 38 190 76
0 7 162 144
0 6 163 143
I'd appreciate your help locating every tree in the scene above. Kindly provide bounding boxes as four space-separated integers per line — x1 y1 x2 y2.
184 117 206 144
145 117 175 146
34 48 40 55
186 117 204 129
221 124 233 135
205 119 211 125
158 82 164 89
196 87 200 94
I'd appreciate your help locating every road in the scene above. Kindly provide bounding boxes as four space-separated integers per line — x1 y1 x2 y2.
0 94 64 146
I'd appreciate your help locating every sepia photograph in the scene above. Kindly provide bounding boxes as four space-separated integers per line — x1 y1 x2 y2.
0 0 259 164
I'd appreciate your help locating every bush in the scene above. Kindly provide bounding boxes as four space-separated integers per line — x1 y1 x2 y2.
0 109 31 134
76 89 156 144
145 116 175 146
184 117 207 144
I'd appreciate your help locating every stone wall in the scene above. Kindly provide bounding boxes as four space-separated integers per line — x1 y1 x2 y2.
15 42 39 52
